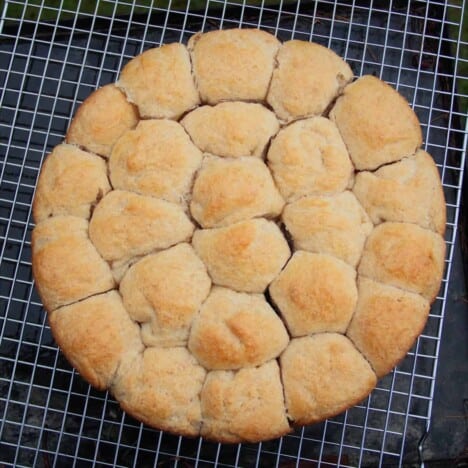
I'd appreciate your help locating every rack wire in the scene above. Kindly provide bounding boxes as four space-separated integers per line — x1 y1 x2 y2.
0 0 466 466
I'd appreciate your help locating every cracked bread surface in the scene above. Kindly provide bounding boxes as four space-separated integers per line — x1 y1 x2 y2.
120 243 211 348
188 286 289 370
188 28 280 104
32 28 446 444
190 156 285 228
282 191 373 267
117 43 200 119
329 75 423 170
353 149 446 234
267 116 353 201
267 40 353 121
33 143 111 222
66 84 139 158
181 101 279 159
347 277 430 378
108 119 203 205
49 291 143 390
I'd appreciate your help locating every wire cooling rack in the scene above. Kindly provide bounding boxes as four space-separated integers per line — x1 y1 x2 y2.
0 1 466 466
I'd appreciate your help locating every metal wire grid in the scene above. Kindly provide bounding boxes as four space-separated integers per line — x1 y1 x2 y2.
0 0 466 466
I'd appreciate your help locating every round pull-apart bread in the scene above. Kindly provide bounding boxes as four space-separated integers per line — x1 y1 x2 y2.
32 28 446 443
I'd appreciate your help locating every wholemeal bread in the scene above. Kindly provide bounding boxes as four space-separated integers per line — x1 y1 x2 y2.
188 286 289 370
192 218 291 293
181 101 279 158
269 251 358 336
33 144 111 223
109 119 202 204
330 75 422 170
49 291 143 389
120 243 211 347
359 222 446 301
353 150 446 234
32 28 447 444
267 40 353 121
200 360 290 442
117 43 200 119
280 334 377 425
88 190 194 267
190 156 285 228
188 28 280 104
282 191 373 267
32 216 114 311
346 277 430 377
267 116 353 201
112 347 206 437
66 84 139 158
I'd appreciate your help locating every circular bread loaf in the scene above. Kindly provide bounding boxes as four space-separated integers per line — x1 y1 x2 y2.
32 28 446 443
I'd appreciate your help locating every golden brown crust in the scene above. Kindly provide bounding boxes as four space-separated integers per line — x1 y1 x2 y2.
188 287 289 370
347 277 430 378
330 75 423 170
200 361 291 443
282 191 373 267
188 29 280 104
88 190 194 267
267 117 353 201
66 84 139 158
280 334 377 425
33 144 111 223
49 291 143 390
267 40 353 121
181 102 279 158
192 218 291 293
32 216 115 311
117 43 200 119
109 120 203 205
112 347 206 437
190 156 285 228
120 243 211 347
359 222 446 301
269 251 358 337
353 150 446 235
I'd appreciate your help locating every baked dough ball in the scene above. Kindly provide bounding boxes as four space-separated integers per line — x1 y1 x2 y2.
267 40 353 121
120 243 211 347
66 84 139 158
33 144 111 223
190 156 285 228
347 277 430 378
330 75 422 170
109 120 202 204
49 291 143 390
181 102 279 158
188 287 289 370
201 360 290 442
188 29 280 103
117 43 200 119
112 347 206 437
359 222 445 301
267 117 353 201
269 251 357 336
192 218 291 293
32 216 114 311
353 150 446 234
283 192 373 267
280 334 377 425
89 190 194 272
